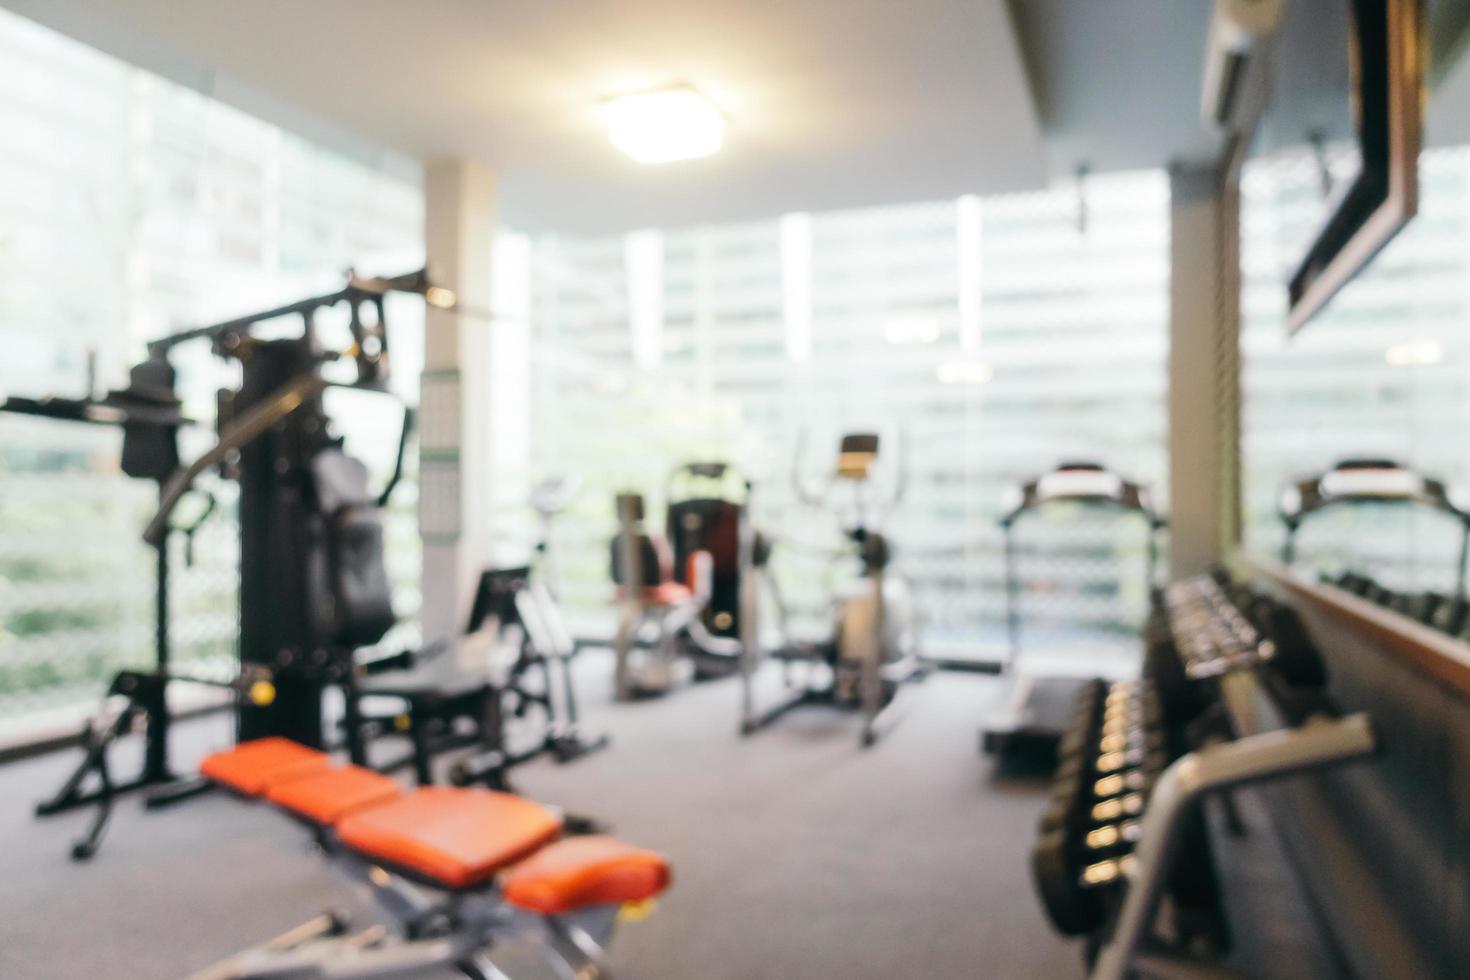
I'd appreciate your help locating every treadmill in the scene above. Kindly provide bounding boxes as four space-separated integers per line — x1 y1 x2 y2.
981 461 1166 765
1280 457 1470 598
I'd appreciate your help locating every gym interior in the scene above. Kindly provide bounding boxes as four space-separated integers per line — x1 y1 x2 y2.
2 1 1469 977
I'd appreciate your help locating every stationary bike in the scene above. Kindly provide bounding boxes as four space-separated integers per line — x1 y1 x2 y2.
741 432 923 747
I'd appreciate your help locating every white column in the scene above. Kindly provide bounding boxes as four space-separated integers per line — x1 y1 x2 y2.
420 159 497 641
1168 165 1242 579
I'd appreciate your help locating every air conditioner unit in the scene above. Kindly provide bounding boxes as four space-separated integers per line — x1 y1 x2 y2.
1201 0 1289 130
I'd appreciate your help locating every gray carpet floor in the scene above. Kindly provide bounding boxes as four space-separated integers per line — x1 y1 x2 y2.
0 653 1333 979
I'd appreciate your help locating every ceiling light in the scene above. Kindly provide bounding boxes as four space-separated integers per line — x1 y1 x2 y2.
1384 338 1444 367
936 359 993 385
606 87 723 164
884 315 942 346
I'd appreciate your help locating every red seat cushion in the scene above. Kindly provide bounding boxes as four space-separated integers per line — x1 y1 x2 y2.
642 582 693 606
336 787 563 889
200 738 332 797
502 836 671 914
265 765 405 826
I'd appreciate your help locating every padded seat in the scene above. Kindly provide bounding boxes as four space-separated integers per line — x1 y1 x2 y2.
641 582 693 606
336 787 563 889
502 836 671 915
266 765 405 826
200 737 332 796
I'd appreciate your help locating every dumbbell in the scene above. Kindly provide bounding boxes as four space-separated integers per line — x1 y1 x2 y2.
1081 818 1142 857
1093 767 1154 799
1079 853 1138 890
1243 594 1327 690
1089 791 1146 823
1032 814 1148 935
1362 582 1395 607
1032 829 1105 935
1387 591 1415 617
1095 744 1167 776
1408 592 1444 626
1432 596 1468 635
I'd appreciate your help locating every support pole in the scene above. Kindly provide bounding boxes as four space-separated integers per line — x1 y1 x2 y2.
1168 166 1242 580
421 160 498 641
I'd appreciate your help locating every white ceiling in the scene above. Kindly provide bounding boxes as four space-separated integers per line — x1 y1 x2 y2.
17 1 1461 236
1005 0 1220 177
5 0 1049 233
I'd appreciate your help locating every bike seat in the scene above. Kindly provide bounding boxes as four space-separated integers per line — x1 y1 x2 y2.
642 582 694 606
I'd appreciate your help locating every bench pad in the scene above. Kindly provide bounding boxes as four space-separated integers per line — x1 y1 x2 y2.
503 836 671 914
336 787 562 889
265 764 405 825
200 738 333 796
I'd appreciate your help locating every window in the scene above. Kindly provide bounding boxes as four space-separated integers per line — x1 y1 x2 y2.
0 9 423 739
522 171 1170 665
1240 146 1470 594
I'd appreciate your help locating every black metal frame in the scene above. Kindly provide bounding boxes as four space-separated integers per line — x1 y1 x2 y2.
10 270 443 859
142 269 434 748
2 377 196 856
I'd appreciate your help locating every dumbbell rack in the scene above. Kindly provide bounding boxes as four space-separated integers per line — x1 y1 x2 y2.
1088 710 1372 980
1033 574 1376 979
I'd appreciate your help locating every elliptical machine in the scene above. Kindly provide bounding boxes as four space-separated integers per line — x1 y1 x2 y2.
741 432 922 747
609 463 751 700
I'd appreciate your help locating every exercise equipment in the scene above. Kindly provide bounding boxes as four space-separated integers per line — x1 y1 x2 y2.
1280 457 1470 598
982 462 1166 765
26 270 564 858
609 463 751 699
353 474 607 788
529 475 579 600
185 738 669 979
740 432 922 747
446 559 610 790
1321 568 1470 639
1031 571 1375 979
2 357 249 856
141 268 437 748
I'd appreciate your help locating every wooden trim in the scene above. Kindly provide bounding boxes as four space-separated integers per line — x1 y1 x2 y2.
1244 557 1470 700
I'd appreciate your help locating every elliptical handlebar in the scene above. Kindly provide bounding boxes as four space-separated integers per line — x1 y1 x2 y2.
790 430 829 509
791 427 909 530
998 460 1164 530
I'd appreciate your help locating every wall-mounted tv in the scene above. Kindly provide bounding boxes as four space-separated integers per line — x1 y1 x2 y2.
1283 0 1424 334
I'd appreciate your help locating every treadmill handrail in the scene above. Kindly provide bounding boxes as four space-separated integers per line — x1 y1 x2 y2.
1279 459 1470 528
998 463 1163 529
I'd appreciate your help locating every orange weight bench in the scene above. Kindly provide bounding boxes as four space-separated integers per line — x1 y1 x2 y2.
190 738 669 980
